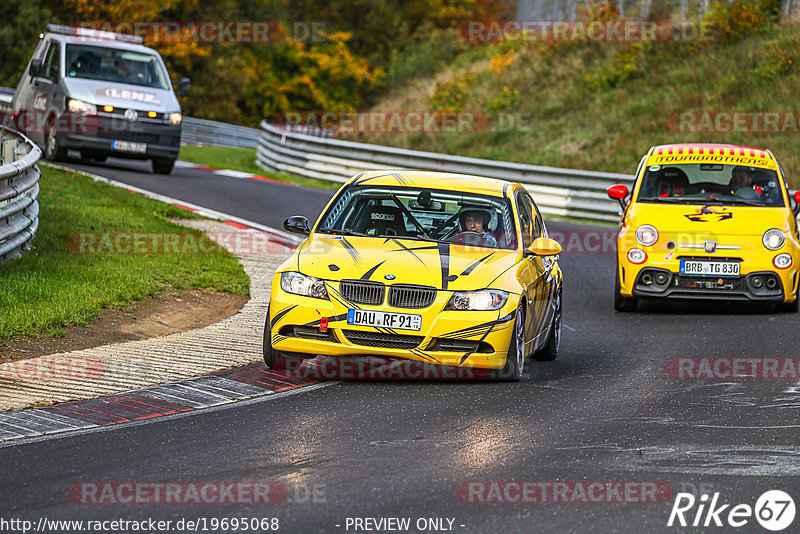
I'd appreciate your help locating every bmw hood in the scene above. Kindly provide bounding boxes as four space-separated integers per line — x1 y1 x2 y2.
292 235 520 291
62 78 179 112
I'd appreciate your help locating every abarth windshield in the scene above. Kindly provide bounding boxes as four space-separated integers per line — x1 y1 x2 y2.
636 163 785 207
316 185 518 250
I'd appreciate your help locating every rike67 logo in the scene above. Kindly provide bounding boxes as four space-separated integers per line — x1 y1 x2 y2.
668 490 795 531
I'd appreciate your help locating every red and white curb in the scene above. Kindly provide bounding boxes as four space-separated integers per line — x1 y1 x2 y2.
175 160 295 185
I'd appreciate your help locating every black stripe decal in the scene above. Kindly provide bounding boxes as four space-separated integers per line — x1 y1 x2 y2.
271 305 298 326
437 242 451 290
461 252 495 276
389 239 427 265
340 237 361 264
361 261 385 280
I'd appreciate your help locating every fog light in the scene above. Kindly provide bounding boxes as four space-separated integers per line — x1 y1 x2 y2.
751 276 763 289
773 253 793 269
766 277 778 289
627 249 647 264
655 272 668 285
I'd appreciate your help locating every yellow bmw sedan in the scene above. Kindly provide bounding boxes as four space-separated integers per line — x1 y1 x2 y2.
608 143 800 312
263 170 563 380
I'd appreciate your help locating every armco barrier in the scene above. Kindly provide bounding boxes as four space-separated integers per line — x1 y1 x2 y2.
181 116 261 148
0 128 41 262
256 121 633 223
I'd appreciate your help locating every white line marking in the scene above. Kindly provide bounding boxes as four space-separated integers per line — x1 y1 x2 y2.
562 323 577 332
215 169 255 179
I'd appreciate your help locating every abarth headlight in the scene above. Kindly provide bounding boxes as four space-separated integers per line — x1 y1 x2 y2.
627 248 647 264
280 271 328 299
763 229 785 250
67 99 97 115
446 289 508 311
773 253 793 269
635 225 659 246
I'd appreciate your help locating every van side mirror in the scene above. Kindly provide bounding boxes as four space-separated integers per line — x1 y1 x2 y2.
29 59 43 78
177 77 191 97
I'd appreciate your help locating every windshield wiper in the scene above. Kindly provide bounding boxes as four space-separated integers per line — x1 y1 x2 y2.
317 227 368 237
721 199 764 207
637 196 709 204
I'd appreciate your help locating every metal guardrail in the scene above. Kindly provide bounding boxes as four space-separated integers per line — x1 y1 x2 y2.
181 116 261 148
0 128 41 262
256 121 633 223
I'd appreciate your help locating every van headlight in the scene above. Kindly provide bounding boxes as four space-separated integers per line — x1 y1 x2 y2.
763 229 785 250
67 99 97 115
635 225 658 246
169 112 182 125
280 271 328 299
446 290 508 311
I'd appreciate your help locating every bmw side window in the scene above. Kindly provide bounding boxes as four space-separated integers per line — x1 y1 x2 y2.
44 43 59 81
516 193 533 249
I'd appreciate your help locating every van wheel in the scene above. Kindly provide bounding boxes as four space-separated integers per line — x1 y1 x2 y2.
152 158 175 174
45 121 67 161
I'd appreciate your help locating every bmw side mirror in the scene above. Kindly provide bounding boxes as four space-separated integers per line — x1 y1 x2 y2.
29 59 43 78
524 237 562 258
284 216 310 236
177 77 191 97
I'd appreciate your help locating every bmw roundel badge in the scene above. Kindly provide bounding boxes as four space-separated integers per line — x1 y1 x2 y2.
384 274 396 280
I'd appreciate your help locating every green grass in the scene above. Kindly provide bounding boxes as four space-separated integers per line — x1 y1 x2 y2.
0 166 249 341
178 145 340 190
351 19 800 187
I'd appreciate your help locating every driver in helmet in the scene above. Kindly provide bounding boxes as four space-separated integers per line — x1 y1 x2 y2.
459 209 497 247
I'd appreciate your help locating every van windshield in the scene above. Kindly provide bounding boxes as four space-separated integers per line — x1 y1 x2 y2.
65 44 170 90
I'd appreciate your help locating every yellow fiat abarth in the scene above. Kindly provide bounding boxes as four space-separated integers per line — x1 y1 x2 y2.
607 143 800 312
263 170 564 380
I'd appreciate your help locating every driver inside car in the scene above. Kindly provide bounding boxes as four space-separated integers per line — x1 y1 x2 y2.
458 209 497 247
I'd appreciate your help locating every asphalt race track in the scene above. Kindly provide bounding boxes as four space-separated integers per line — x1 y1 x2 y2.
1 155 799 533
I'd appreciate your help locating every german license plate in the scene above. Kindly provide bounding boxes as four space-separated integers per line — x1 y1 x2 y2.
347 309 422 331
111 140 147 153
680 260 740 277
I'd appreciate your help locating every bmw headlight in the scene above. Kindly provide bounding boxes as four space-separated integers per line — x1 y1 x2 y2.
635 225 659 246
446 289 508 311
763 229 785 250
67 99 97 115
280 271 328 299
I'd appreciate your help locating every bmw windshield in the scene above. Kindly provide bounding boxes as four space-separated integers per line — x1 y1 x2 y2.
636 163 786 207
316 185 518 250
